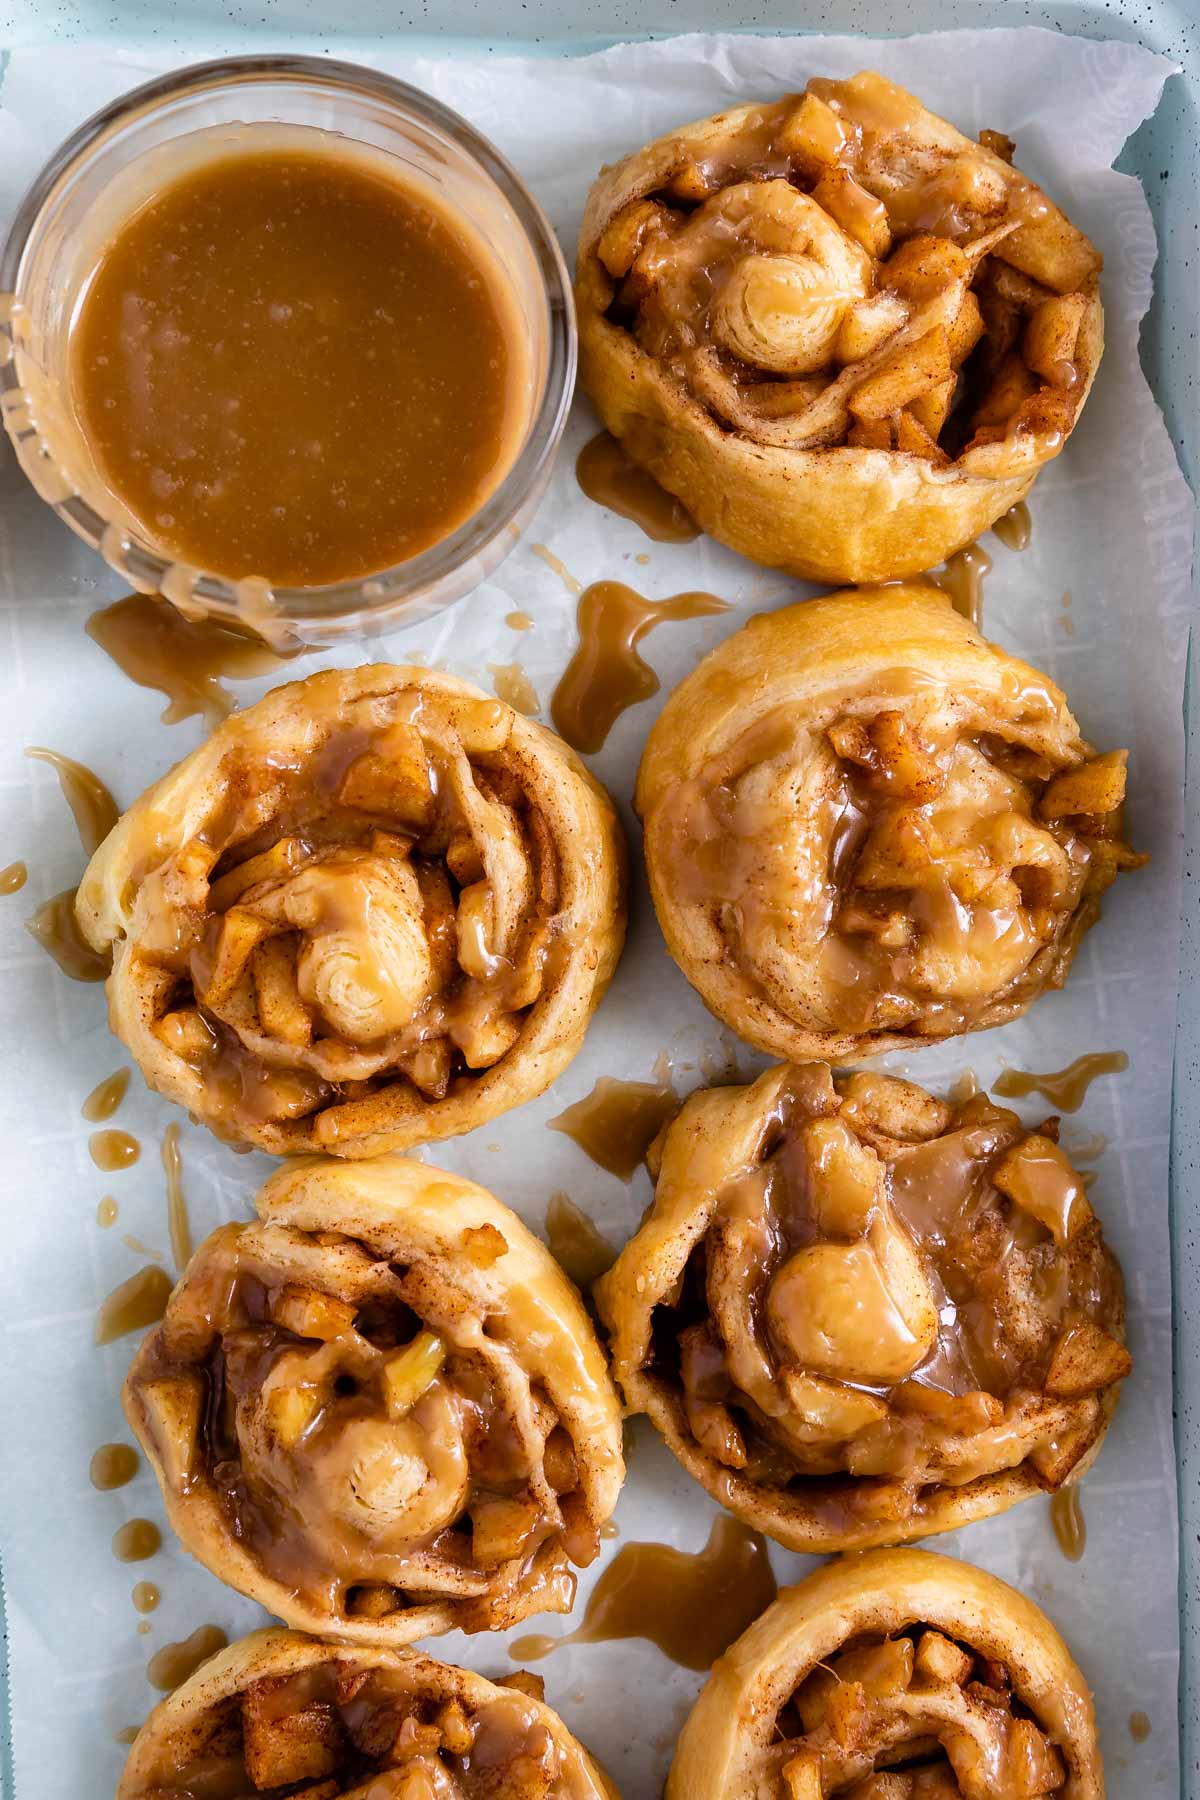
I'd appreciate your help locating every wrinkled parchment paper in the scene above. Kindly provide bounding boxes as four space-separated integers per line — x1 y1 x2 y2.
0 28 1191 1798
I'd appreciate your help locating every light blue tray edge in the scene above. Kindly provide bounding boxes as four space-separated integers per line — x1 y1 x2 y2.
0 6 1193 1796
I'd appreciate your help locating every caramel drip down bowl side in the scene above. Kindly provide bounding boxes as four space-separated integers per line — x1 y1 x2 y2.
596 1060 1130 1552
576 68 1104 584
124 1155 624 1644
636 586 1142 1062
118 1627 615 1798
76 664 627 1155
666 1549 1103 1798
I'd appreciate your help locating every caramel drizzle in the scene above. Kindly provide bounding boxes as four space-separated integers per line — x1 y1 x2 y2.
25 746 118 855
90 1128 140 1171
508 1514 775 1670
551 581 730 754
82 1068 130 1123
0 860 28 895
146 1624 228 1693
90 1443 139 1490
544 1193 617 1290
161 1123 193 1272
25 889 110 982
993 500 1032 551
1049 1486 1085 1562
929 542 992 628
548 1075 679 1181
993 1052 1127 1113
575 431 700 544
86 592 288 726
95 1265 172 1345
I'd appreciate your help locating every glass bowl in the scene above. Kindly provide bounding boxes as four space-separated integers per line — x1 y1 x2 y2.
0 55 576 646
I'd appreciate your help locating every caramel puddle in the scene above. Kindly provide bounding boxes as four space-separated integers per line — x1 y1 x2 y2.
544 1192 617 1289
576 431 699 544
87 592 288 726
133 1581 161 1615
993 1052 1128 1113
25 889 110 982
509 1515 775 1671
0 860 28 895
91 1128 141 1172
930 542 992 628
548 1075 679 1181
1049 1486 1086 1562
25 747 118 855
161 1123 193 1273
147 1625 228 1693
993 500 1032 551
113 1518 162 1563
90 1443 139 1490
531 543 582 597
1129 1711 1151 1743
83 1068 130 1123
551 581 730 755
95 1265 172 1344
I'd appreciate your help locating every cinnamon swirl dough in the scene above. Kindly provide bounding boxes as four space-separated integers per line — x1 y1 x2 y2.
76 665 626 1155
596 1062 1130 1552
577 70 1103 583
125 1156 624 1642
667 1549 1103 1798
636 586 1143 1062
119 1628 616 1799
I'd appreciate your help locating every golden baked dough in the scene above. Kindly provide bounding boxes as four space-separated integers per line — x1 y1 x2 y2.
636 586 1142 1062
125 1155 624 1643
667 1548 1103 1798
76 664 626 1155
596 1062 1129 1553
118 1627 617 1799
577 70 1103 583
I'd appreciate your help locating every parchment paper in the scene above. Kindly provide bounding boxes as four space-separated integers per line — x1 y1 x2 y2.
0 28 1190 1799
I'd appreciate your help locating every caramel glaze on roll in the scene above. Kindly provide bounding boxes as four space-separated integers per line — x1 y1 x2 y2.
667 1549 1103 1798
596 1062 1130 1553
637 586 1143 1063
577 70 1103 583
76 664 626 1156
125 1156 624 1643
119 1628 617 1799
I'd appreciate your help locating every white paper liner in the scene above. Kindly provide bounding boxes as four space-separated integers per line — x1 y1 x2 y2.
0 27 1190 1797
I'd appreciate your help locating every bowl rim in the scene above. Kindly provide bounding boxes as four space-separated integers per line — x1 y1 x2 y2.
0 52 577 634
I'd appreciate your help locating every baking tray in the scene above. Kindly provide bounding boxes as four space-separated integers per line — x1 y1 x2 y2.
0 3 1194 1795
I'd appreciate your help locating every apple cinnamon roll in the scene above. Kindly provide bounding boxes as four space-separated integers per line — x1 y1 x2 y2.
667 1549 1103 1798
577 70 1102 583
76 665 626 1156
637 586 1142 1062
125 1155 624 1642
596 1061 1130 1551
119 1628 616 1799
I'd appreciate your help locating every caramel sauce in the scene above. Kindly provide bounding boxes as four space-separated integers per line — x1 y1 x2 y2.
97 1196 118 1228
133 1580 161 1614
89 1442 139 1490
509 1515 775 1671
506 610 534 631
1129 1710 1151 1743
551 581 731 754
90 1128 141 1172
87 593 288 726
25 746 118 856
0 860 28 894
993 1052 1127 1113
1049 1486 1086 1561
146 1624 229 1693
115 1726 141 1746
531 542 582 597
576 431 700 544
72 146 524 587
161 1122 192 1272
544 1192 617 1289
95 1265 172 1344
489 663 539 716
993 501 1032 552
24 888 110 981
930 542 992 628
82 1067 130 1123
548 1075 679 1181
113 1518 162 1562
